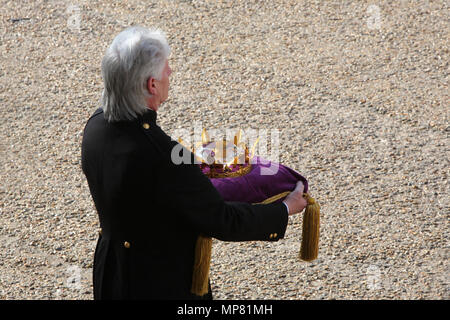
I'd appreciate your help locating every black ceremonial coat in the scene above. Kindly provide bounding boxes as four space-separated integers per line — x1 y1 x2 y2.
81 108 289 300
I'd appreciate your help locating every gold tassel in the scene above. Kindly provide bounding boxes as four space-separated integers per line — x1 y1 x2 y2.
261 191 320 261
191 235 212 296
299 193 320 262
191 192 320 295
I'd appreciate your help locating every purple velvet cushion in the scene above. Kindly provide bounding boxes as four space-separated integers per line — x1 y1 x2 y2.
208 157 308 203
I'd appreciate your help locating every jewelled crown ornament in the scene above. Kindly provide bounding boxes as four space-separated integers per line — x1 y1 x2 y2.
180 129 320 296
193 128 254 178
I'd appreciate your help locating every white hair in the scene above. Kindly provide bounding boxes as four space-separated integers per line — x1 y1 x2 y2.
101 26 170 122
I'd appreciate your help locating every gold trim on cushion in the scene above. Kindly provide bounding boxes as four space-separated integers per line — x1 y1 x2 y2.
207 163 253 178
258 191 291 204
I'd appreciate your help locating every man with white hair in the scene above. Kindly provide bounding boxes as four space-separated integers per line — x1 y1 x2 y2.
81 26 307 299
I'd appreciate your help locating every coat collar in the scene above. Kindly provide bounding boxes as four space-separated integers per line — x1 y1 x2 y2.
141 108 157 124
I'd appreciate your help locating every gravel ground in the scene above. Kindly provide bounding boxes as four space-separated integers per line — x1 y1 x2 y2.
1 0 448 300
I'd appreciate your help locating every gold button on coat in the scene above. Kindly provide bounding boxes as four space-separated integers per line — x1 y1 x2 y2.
142 123 150 129
124 241 131 249
273 233 278 238
269 234 274 239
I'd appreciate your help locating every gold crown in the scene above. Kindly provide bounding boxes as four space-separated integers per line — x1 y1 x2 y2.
178 129 259 178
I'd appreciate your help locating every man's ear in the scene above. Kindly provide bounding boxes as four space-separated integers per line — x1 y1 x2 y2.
147 77 157 95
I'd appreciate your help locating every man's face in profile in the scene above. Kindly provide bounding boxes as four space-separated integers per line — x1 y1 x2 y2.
155 59 172 104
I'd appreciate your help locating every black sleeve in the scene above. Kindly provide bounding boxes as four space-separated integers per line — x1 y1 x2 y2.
156 142 289 242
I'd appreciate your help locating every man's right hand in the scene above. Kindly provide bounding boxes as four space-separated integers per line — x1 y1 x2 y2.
283 181 308 215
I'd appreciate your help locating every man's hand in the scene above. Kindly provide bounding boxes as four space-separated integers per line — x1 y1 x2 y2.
283 181 308 216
